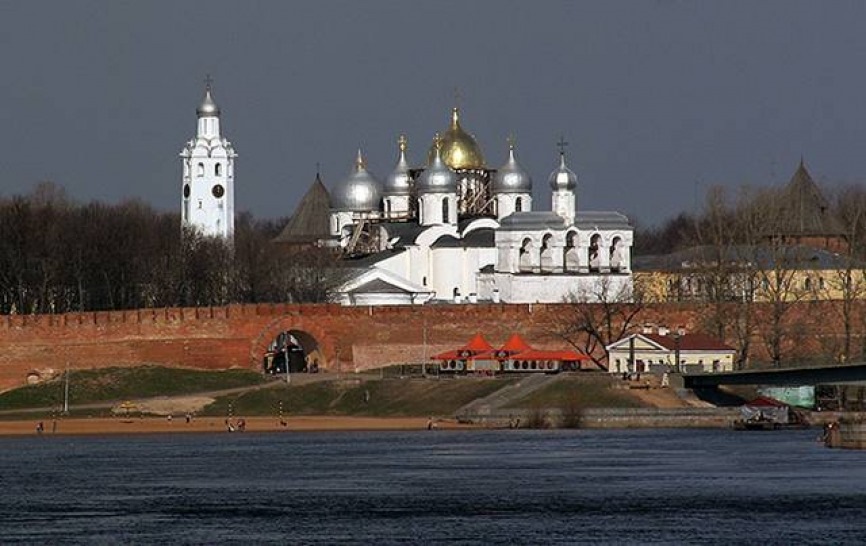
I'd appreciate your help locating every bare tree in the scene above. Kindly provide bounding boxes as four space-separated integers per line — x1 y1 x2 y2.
812 185 866 362
550 276 646 369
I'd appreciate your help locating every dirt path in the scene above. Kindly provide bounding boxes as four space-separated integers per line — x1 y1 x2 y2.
0 415 480 436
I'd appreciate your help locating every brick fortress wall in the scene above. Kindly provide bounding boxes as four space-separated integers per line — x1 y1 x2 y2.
0 300 854 390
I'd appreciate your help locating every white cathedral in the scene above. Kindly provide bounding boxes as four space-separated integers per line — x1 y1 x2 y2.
328 108 634 305
179 84 634 305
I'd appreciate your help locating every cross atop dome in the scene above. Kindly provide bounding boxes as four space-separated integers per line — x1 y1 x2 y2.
557 135 569 156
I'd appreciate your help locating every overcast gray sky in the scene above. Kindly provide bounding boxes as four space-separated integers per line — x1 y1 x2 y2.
2 1 865 226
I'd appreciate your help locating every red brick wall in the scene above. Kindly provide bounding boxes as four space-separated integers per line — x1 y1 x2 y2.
0 300 856 391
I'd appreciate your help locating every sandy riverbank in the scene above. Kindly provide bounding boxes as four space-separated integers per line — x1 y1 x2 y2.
0 416 482 437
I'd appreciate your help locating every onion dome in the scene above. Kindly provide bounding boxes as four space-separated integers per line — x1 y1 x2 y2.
383 135 412 196
331 149 382 211
427 107 485 169
418 134 457 194
548 151 578 191
196 86 220 118
493 139 532 194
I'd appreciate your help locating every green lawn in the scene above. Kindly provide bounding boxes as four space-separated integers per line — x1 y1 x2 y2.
0 366 267 411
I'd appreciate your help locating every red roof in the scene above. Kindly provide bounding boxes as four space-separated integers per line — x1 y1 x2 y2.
463 333 494 353
643 333 734 352
433 333 590 363
432 333 494 360
501 333 532 354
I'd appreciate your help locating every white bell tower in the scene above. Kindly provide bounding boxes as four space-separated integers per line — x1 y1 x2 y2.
180 77 237 239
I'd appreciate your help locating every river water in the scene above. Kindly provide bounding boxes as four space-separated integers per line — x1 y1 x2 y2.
1 428 864 544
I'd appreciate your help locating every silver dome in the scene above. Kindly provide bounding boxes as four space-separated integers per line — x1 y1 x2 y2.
383 135 412 196
331 149 383 212
417 135 457 194
493 143 532 194
196 87 221 118
548 152 578 191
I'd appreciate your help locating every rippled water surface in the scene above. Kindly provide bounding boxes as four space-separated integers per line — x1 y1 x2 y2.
2 428 865 544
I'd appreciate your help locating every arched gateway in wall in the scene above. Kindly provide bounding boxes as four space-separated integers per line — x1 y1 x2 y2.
250 315 338 373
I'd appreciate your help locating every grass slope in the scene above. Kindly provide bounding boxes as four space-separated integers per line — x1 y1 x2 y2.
0 366 266 411
507 374 650 410
202 377 517 417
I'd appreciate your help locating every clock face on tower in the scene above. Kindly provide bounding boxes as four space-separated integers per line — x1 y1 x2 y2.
212 184 225 198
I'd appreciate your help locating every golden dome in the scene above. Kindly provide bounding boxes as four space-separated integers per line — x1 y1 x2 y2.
427 107 485 169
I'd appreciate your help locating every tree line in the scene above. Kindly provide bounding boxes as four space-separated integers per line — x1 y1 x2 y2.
0 183 340 315
562 182 866 369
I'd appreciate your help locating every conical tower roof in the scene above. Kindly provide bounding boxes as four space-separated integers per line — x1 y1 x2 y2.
273 173 332 245
778 159 843 236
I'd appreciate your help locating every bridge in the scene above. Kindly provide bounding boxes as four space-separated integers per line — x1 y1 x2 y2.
679 362 866 389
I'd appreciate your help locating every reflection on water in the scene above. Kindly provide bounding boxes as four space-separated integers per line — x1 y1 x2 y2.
2 429 866 544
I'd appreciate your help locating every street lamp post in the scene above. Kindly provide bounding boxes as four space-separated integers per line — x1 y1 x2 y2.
284 341 291 385
674 332 682 374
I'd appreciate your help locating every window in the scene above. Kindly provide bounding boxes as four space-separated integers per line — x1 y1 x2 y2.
515 197 523 212
588 234 601 272
215 163 222 176
197 163 204 177
804 277 811 291
442 198 449 223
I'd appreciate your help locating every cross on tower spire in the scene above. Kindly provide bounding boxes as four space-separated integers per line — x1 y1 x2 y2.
204 74 214 90
557 135 569 156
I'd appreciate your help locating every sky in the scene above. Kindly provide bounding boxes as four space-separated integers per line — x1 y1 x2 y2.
2 1 866 227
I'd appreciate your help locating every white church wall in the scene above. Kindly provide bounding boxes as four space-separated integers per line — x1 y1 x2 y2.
492 272 633 304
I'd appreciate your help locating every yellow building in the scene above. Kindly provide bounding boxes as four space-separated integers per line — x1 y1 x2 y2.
633 244 866 303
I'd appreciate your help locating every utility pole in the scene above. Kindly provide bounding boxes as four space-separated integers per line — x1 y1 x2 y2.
62 362 70 415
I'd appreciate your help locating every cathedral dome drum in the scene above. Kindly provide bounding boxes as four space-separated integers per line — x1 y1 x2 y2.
493 142 532 194
426 107 485 170
548 152 578 191
331 150 383 212
383 135 412 196
418 135 457 194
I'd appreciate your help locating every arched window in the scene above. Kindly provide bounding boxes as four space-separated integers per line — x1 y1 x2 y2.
197 163 204 177
588 234 601 272
540 234 554 273
610 237 623 272
564 231 578 272
442 198 450 223
515 197 523 212
215 163 222 176
519 238 533 272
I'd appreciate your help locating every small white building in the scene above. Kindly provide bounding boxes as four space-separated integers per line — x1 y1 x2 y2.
179 81 237 239
606 327 737 374
327 107 635 305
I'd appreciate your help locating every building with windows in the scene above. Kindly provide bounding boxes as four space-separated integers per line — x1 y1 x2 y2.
323 107 635 305
606 326 736 374
180 82 237 239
